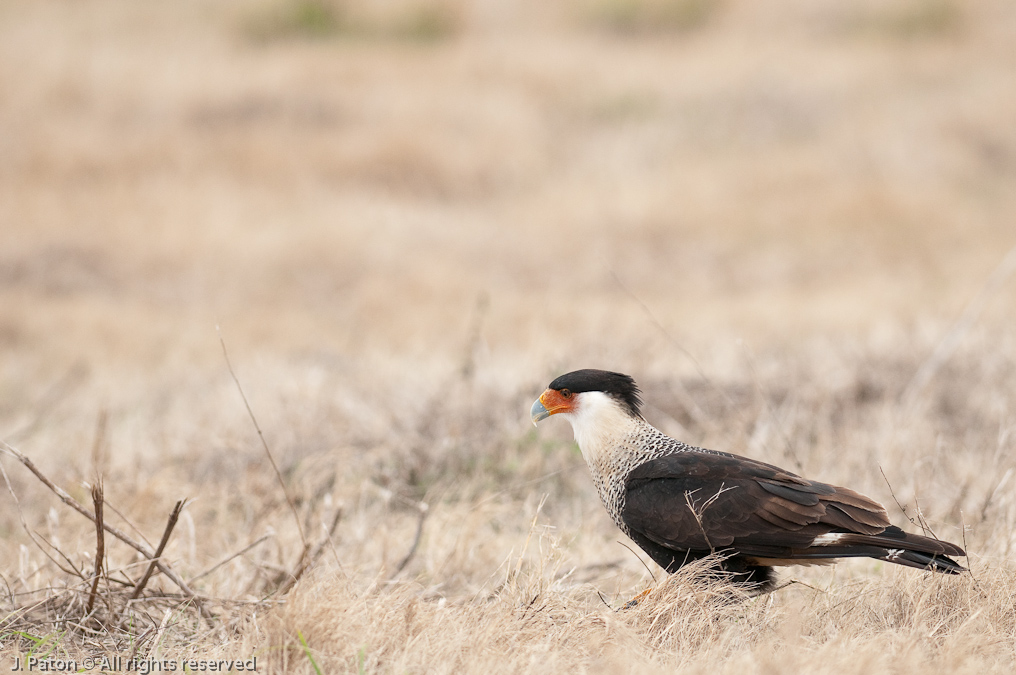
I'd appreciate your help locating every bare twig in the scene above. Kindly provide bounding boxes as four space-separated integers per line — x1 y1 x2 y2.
0 454 85 579
130 500 185 601
473 467 574 509
959 511 986 597
390 502 428 579
0 586 80 631
979 467 1013 522
608 265 799 463
104 500 155 549
740 342 804 472
277 506 346 594
315 506 344 561
192 533 274 582
146 608 174 662
217 329 308 550
616 540 657 583
86 483 105 614
903 243 1016 405
878 465 919 528
684 484 737 554
912 494 938 538
0 570 14 606
323 503 348 572
608 265 746 439
0 440 198 599
685 490 715 552
512 496 547 584
43 534 86 579
608 267 716 392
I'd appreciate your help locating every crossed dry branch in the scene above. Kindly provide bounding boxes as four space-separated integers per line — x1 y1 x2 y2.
0 335 353 637
683 483 739 553
0 440 199 601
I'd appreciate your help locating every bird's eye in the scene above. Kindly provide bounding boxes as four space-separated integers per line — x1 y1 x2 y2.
560 389 572 398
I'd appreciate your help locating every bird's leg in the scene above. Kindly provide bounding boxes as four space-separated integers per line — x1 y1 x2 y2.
621 587 653 610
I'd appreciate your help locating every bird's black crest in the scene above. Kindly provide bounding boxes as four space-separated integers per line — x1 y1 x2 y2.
547 369 643 418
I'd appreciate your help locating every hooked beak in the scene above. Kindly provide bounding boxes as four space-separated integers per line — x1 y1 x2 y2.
531 398 551 425
530 389 575 426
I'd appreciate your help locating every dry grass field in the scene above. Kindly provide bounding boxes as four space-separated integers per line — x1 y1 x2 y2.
2 0 1016 672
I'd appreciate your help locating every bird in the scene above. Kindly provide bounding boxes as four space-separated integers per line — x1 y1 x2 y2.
530 369 966 589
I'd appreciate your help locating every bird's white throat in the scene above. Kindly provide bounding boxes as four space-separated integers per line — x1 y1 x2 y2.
557 391 640 470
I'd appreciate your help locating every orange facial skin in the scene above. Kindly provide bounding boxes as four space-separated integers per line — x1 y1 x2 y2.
538 388 577 416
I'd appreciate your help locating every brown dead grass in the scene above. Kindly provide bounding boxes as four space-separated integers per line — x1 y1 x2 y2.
1 0 1016 672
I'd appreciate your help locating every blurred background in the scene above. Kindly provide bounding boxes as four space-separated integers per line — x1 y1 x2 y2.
1 0 1015 612
2 3 1016 665
3 0 1014 378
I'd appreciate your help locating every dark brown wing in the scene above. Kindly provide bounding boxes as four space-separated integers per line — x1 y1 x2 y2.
621 451 891 559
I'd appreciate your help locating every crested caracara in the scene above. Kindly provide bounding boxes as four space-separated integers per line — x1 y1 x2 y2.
531 369 966 588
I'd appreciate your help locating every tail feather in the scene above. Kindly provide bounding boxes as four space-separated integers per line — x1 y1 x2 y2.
796 526 967 574
883 548 966 574
833 526 966 557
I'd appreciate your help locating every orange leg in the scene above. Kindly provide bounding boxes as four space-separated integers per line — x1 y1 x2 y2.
622 587 653 610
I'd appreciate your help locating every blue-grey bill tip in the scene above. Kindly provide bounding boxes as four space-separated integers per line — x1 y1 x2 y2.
530 399 550 425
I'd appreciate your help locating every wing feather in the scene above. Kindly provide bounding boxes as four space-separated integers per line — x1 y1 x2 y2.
623 451 894 554
760 497 821 526
618 445 963 574
757 481 822 505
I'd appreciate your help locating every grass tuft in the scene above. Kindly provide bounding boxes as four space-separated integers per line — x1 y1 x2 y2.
578 0 722 35
245 0 463 43
845 0 963 40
